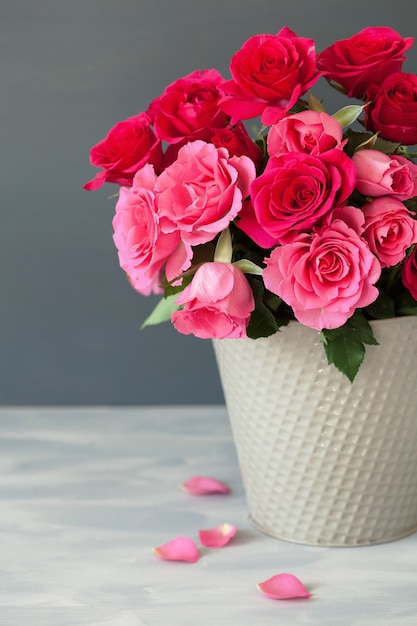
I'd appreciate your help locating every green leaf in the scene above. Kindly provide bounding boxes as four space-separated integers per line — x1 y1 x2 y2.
162 281 186 298
343 130 376 157
308 91 326 112
351 313 379 346
321 332 365 382
233 259 263 275
246 277 279 338
371 136 401 155
332 104 366 128
214 228 233 263
162 273 192 297
320 312 378 382
353 133 379 152
141 294 180 329
246 309 279 338
344 129 402 158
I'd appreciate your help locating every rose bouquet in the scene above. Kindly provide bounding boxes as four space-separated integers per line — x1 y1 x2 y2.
85 26 417 381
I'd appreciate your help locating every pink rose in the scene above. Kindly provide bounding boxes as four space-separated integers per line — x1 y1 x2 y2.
317 27 413 99
147 69 230 144
250 149 356 244
156 140 256 246
220 27 319 126
263 207 381 330
402 246 417 300
365 73 417 145
362 196 417 268
352 149 417 199
112 165 190 295
267 110 344 157
171 262 255 339
84 113 163 191
211 122 264 171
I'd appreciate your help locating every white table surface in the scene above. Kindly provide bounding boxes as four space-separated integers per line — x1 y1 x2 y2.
0 406 416 626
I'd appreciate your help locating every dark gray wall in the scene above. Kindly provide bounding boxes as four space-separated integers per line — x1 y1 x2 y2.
2 0 417 404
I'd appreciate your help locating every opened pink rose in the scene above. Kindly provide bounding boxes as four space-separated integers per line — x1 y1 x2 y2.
317 26 413 99
250 149 356 245
112 165 190 295
84 113 163 191
352 150 417 199
267 110 344 157
172 262 255 339
147 69 230 144
220 27 319 126
156 140 256 246
362 196 417 268
263 207 381 330
365 73 417 145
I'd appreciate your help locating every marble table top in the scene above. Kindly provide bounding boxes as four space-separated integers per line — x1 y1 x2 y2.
0 406 416 625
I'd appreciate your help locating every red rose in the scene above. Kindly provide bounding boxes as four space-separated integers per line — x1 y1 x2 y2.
220 27 319 126
250 149 356 244
317 27 413 99
402 246 417 300
211 122 264 170
147 69 230 144
84 113 162 191
365 73 417 145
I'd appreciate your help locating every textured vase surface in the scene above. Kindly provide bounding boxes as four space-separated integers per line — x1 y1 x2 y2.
213 317 417 546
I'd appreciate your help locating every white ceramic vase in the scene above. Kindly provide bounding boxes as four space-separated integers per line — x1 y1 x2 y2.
213 316 417 546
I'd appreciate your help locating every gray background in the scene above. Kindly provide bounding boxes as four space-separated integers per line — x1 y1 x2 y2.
2 0 417 405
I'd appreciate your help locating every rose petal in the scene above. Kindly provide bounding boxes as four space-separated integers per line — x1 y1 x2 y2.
153 536 199 563
198 523 237 547
257 574 311 600
181 476 231 495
